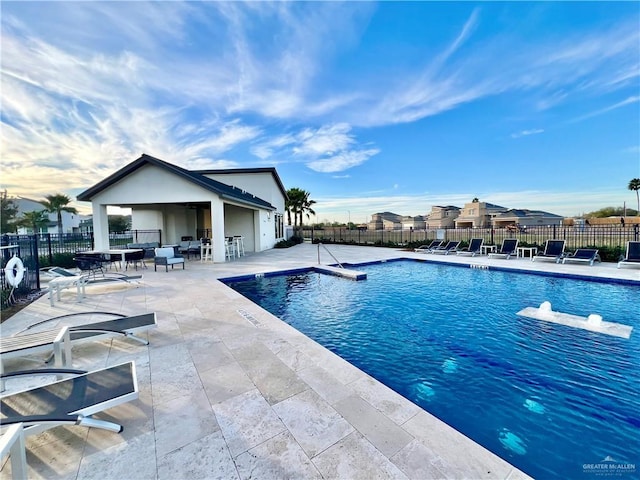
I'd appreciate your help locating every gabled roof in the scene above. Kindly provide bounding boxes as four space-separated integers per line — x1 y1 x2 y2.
494 208 563 218
433 205 461 210
77 154 277 210
482 202 506 210
195 167 287 200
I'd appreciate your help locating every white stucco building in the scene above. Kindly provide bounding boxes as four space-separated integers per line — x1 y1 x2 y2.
77 154 287 263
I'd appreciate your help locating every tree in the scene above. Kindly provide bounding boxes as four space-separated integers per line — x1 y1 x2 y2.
584 206 638 218
41 193 78 236
629 178 640 215
0 191 18 233
17 210 50 233
285 188 304 227
298 190 316 227
285 188 316 228
108 215 131 233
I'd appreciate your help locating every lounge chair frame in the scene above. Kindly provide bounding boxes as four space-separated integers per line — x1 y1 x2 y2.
617 241 640 269
430 241 461 255
532 239 566 263
0 362 138 437
1 313 156 390
414 240 443 254
562 249 601 266
488 239 519 259
456 238 484 257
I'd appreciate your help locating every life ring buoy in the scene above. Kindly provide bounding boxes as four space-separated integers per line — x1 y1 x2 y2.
4 256 25 287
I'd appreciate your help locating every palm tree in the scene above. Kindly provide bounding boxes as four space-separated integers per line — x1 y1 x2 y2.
18 210 50 233
285 188 305 227
629 178 640 215
298 190 316 227
41 193 78 236
285 188 316 233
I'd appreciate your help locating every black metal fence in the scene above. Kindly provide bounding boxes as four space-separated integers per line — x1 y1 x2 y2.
301 224 640 253
1 230 161 310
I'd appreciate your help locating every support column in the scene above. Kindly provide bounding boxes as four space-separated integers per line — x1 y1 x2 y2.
92 203 109 250
210 197 226 262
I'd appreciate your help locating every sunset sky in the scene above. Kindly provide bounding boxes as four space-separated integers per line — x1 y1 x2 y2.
2 1 639 221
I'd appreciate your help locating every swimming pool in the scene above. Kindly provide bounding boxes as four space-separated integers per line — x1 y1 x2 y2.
224 260 639 479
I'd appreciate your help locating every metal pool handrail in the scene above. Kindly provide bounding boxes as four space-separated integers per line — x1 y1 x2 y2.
317 242 344 269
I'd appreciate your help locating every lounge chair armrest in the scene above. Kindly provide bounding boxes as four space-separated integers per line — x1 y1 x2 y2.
1 368 87 380
1 414 84 428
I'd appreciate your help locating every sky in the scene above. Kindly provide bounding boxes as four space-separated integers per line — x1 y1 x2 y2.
1 1 639 223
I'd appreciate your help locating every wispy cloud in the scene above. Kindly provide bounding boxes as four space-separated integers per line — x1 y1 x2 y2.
511 129 544 139
352 9 639 127
569 96 640 123
251 123 380 173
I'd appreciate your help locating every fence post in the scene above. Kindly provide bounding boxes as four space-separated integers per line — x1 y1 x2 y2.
31 234 41 290
45 233 53 264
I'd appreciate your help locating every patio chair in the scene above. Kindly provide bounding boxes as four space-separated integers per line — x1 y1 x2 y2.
73 256 105 279
414 240 442 253
488 238 519 259
124 249 146 270
562 249 601 266
176 241 191 258
456 238 484 257
430 241 461 255
0 361 138 437
617 241 640 269
154 247 185 271
532 240 566 263
187 240 202 259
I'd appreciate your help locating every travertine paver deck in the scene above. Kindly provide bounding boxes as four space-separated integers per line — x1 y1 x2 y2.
1 243 638 479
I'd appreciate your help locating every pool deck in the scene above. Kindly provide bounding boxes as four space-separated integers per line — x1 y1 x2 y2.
2 244 638 479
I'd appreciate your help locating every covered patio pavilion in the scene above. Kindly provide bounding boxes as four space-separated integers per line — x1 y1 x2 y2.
77 154 287 262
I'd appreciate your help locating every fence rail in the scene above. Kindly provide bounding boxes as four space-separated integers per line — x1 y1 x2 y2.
300 225 640 252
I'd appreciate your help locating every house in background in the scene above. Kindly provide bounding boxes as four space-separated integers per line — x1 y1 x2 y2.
13 196 83 234
401 215 426 230
455 200 507 228
77 154 287 263
492 209 563 229
368 212 403 230
425 205 460 229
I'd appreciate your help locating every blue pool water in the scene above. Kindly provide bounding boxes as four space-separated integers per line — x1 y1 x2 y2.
224 260 640 479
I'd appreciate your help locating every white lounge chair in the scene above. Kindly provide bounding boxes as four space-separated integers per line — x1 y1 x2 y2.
456 238 484 257
562 249 600 266
488 239 519 259
414 240 442 253
1 313 157 387
532 240 565 263
0 362 138 437
618 241 640 268
430 241 461 255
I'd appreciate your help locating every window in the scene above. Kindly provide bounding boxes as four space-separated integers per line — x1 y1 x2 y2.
275 213 284 239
